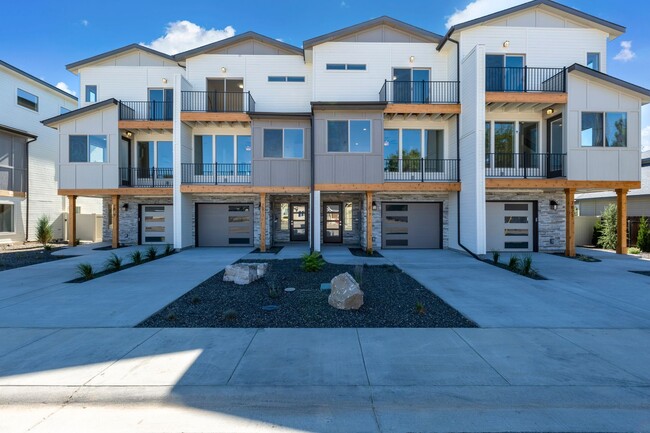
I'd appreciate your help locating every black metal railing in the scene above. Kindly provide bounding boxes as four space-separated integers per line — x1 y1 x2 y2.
0 166 26 193
485 67 566 93
485 153 566 178
119 101 173 121
383 158 459 182
119 167 174 187
379 81 459 104
181 163 252 184
181 91 255 113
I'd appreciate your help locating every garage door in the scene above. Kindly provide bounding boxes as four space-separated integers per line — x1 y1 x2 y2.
381 203 441 249
197 203 253 247
486 202 534 252
141 205 174 245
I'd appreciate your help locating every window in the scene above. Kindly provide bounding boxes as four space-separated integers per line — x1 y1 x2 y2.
327 120 371 153
287 76 305 82
605 113 627 147
581 112 627 147
85 85 97 103
263 129 304 158
17 89 38 111
486 54 525 91
69 135 107 163
326 63 366 71
193 135 251 175
268 76 305 82
382 128 444 160
0 204 14 232
586 53 600 71
60 107 70 114
344 202 353 231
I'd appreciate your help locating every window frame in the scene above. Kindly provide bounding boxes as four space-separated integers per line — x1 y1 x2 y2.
68 134 108 163
586 52 601 71
16 88 39 112
192 134 252 165
267 76 306 83
326 63 367 71
580 112 627 148
327 120 372 153
262 128 305 159
85 85 98 103
383 127 446 160
0 203 15 234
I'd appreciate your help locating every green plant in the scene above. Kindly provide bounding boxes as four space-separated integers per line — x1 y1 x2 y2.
629 246 641 255
521 255 533 276
492 251 500 264
597 204 618 250
353 264 364 286
268 287 281 299
145 246 157 261
44 244 53 252
164 244 174 256
638 216 650 252
415 301 426 315
130 250 143 265
222 309 237 320
105 253 123 272
76 263 95 281
592 218 603 246
36 215 54 248
301 251 325 272
508 255 520 272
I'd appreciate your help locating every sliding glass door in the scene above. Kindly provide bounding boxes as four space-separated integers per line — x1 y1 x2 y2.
392 68 430 103
486 55 525 91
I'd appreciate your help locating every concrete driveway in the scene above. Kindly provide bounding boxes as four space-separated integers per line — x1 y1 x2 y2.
380 247 650 328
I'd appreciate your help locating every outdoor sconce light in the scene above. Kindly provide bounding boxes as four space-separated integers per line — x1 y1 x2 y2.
546 108 555 115
121 203 129 211
238 83 244 89
124 131 133 138
409 55 415 63
550 200 558 211
162 78 168 84
372 201 377 211
221 66 227 73
503 40 510 48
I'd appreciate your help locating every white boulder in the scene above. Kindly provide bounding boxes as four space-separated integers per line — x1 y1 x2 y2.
328 272 364 310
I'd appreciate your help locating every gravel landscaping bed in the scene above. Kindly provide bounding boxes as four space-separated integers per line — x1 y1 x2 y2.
0 243 70 271
137 259 477 328
550 252 601 262
348 247 383 258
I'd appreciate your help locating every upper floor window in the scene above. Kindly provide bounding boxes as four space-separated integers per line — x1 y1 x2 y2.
85 85 97 103
263 129 304 158
586 53 600 71
581 112 627 147
17 89 38 111
69 135 107 163
0 204 14 233
327 120 371 153
268 76 305 82
383 128 444 160
326 63 367 71
193 135 251 166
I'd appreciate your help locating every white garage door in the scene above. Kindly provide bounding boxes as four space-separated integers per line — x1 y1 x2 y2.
141 205 174 245
486 202 534 252
381 202 441 249
197 203 253 247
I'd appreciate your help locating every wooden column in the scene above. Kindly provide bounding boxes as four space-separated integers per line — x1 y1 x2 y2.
68 195 76 247
112 195 120 249
260 192 267 253
616 189 628 254
564 188 575 257
366 191 373 253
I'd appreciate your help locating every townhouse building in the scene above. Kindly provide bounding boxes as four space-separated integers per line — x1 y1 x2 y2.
43 0 650 256
0 60 101 244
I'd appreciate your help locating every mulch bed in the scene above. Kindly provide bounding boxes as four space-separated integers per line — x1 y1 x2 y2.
137 259 477 328
93 245 127 251
67 251 176 283
483 260 547 280
629 270 650 277
250 246 284 254
0 245 71 271
550 252 601 262
348 247 384 258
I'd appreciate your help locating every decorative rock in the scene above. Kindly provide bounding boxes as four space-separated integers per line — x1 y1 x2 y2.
328 272 364 310
284 287 296 292
223 263 268 285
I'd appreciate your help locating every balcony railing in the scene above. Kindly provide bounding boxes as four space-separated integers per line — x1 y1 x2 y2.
485 67 566 93
384 158 459 182
119 167 173 188
485 153 566 178
181 91 255 113
119 101 173 121
181 163 252 184
0 166 26 192
379 81 459 104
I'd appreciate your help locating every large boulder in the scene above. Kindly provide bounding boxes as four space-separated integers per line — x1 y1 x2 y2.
328 272 364 310
223 263 268 285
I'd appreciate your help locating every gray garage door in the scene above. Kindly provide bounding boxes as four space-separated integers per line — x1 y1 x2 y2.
486 201 534 252
196 203 254 247
381 202 441 249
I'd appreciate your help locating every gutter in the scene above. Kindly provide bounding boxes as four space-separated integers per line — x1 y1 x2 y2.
309 110 315 253
24 137 37 241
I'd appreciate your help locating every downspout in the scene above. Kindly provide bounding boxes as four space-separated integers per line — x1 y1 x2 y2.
309 110 315 253
24 137 37 241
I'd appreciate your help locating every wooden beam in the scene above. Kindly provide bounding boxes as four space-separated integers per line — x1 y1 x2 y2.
118 120 173 130
180 185 310 194
486 178 641 190
616 189 628 255
111 195 120 249
0 190 26 198
315 182 461 192
58 188 173 197
485 92 568 104
260 192 267 253
68 195 76 247
180 112 251 123
366 191 373 254
384 104 461 114
565 188 575 257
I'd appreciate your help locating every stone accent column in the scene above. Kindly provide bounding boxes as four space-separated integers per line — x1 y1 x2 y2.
68 195 76 247
312 190 321 252
565 188 575 257
366 191 373 254
111 195 120 249
616 189 628 254
260 193 267 253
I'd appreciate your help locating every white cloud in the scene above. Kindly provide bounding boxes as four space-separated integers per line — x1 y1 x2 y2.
614 40 636 62
446 0 528 28
55 82 77 96
642 126 650 152
81 19 89 27
340 0 349 7
142 20 235 55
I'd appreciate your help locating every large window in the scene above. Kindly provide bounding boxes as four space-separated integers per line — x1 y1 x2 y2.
263 129 304 158
0 204 13 233
85 85 97 103
328 120 371 153
586 53 600 71
486 54 525 91
17 89 38 111
581 112 627 147
383 129 444 161
69 135 107 163
193 134 252 176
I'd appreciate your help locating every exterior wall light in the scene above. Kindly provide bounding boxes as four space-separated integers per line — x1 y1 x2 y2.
221 67 227 73
546 108 555 115
550 200 558 211
121 203 129 211
162 78 168 84
503 40 510 48
409 56 415 63
372 201 377 211
125 131 133 138
238 83 244 89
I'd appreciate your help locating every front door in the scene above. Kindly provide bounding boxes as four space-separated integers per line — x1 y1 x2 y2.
323 202 343 243
290 203 308 242
548 115 563 178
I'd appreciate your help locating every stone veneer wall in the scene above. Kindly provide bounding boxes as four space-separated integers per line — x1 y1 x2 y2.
102 196 173 245
270 194 309 244
486 190 566 251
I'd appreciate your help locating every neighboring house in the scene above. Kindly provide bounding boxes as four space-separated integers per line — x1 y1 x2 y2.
0 60 101 244
43 0 650 256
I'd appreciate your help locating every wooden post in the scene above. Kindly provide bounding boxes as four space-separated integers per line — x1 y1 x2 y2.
564 188 575 257
616 189 628 255
260 192 266 253
112 195 120 249
366 191 373 254
68 195 76 247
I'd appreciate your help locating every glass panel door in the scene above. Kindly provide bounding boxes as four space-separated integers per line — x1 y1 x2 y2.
148 89 164 120
519 122 539 171
323 203 342 243
412 69 430 103
393 68 411 103
494 122 515 168
290 203 308 242
226 79 244 111
425 130 444 173
505 56 524 91
216 135 235 176
237 136 251 176
549 116 563 177
486 55 504 91
402 129 422 173
119 138 131 186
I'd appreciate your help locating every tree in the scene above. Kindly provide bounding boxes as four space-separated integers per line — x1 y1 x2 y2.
597 204 617 250
638 216 650 252
36 215 53 248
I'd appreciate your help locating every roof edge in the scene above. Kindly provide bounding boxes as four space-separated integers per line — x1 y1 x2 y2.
66 44 176 72
567 64 650 100
0 59 78 101
174 31 303 60
42 99 119 127
0 124 38 139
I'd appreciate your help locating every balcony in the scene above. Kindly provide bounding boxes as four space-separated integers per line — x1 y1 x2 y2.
485 153 566 178
181 163 252 184
379 81 459 104
485 67 566 93
384 158 459 182
119 101 173 121
181 91 255 113
119 167 173 188
0 166 26 194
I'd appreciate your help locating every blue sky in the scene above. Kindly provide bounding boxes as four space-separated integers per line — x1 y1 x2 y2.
2 0 649 140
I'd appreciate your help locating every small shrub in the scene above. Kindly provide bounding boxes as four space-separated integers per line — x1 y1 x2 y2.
492 251 500 264
76 263 95 281
105 253 123 272
222 309 238 320
164 244 174 256
268 287 281 299
521 255 533 276
301 251 325 272
145 246 157 261
508 255 520 272
597 204 617 250
353 264 364 286
166 313 176 321
130 250 143 265
629 246 641 255
637 216 650 252
191 296 201 305
36 215 54 248
592 219 603 246
415 301 426 315
44 244 53 252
